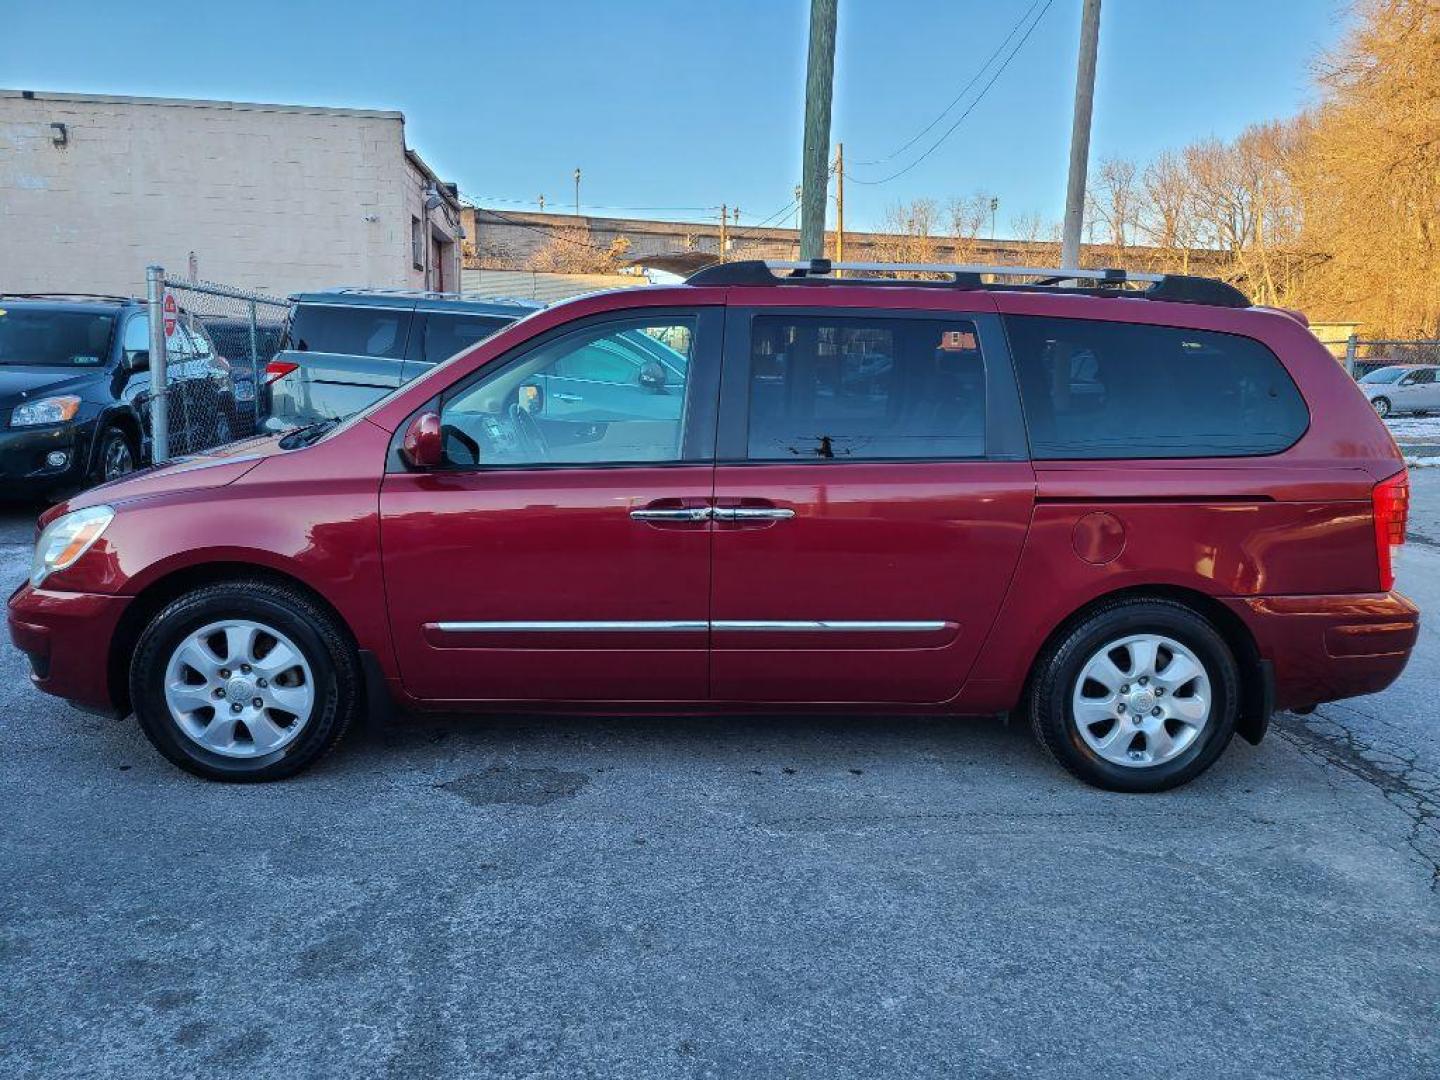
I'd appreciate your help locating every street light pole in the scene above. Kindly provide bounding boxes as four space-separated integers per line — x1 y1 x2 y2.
573 168 581 216
799 0 838 262
1060 0 1102 271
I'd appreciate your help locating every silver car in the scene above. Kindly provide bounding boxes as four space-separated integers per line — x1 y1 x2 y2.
265 289 543 429
1361 364 1440 418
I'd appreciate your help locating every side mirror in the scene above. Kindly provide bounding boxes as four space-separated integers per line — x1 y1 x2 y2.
399 411 443 469
638 360 667 391
126 350 149 372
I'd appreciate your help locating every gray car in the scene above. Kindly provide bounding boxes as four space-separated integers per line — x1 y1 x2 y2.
265 289 543 429
1360 364 1440 417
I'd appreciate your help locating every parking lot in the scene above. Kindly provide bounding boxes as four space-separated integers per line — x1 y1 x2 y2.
1 473 1437 1079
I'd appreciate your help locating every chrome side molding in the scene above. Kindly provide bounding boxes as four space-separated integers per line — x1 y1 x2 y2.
431 619 948 633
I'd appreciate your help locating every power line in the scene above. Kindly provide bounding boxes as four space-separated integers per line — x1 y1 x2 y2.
852 0 1046 168
475 208 617 254
464 194 721 215
846 0 1057 187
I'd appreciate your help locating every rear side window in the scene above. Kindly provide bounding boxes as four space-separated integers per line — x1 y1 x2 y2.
422 313 513 364
746 314 985 460
1005 316 1308 459
286 304 412 359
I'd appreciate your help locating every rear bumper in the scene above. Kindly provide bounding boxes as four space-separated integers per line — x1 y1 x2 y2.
1227 591 1420 711
7 581 130 714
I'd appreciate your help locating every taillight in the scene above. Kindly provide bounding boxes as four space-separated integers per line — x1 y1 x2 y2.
1372 470 1409 592
265 359 299 384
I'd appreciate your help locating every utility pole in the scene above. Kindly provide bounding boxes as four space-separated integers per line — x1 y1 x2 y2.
799 0 838 262
834 142 845 266
990 197 999 241
573 168 581 216
1060 0 1102 271
720 203 729 262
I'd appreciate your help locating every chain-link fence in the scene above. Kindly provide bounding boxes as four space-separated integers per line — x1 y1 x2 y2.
1316 335 1440 380
145 267 290 460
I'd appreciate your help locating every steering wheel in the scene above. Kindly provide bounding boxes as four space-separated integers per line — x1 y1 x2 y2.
507 402 549 462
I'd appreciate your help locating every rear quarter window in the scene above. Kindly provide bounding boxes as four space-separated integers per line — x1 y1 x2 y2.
1005 315 1309 459
285 304 412 359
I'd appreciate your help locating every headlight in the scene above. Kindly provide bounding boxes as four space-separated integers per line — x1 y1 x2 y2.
12 395 81 428
31 505 115 587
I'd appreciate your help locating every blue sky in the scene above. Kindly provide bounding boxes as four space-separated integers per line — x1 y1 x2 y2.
3 0 1354 233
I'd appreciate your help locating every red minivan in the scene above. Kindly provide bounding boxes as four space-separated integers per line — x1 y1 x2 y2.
7 262 1418 791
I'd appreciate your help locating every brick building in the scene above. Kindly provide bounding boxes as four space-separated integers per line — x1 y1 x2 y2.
0 89 462 298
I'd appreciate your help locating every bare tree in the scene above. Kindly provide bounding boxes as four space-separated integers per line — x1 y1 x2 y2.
527 225 633 274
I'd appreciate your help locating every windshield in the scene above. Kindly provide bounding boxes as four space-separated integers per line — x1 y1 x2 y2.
0 308 114 367
1361 366 1407 384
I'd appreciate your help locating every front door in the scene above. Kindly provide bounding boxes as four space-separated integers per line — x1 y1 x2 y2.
380 308 722 702
709 304 1035 704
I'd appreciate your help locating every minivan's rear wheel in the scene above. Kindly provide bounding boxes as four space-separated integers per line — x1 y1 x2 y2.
130 580 359 781
1029 599 1239 792
1372 396 1392 418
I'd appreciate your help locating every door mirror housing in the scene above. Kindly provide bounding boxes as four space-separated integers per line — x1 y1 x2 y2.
125 349 149 372
399 411 444 469
638 361 667 391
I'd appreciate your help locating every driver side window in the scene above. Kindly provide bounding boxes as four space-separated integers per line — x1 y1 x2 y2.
439 315 699 468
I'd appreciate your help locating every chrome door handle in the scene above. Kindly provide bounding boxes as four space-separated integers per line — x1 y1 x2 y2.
712 507 795 521
553 392 583 402
629 506 713 522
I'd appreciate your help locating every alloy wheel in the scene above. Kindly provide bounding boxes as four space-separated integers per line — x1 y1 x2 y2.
104 437 134 481
1070 633 1212 768
163 619 315 758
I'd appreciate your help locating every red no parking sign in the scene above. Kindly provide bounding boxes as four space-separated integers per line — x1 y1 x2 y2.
162 291 177 337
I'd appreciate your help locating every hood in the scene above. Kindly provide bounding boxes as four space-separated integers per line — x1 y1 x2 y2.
0 366 102 405
52 433 286 521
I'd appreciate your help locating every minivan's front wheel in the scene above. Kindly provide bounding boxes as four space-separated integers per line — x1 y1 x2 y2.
130 580 359 781
1029 599 1239 792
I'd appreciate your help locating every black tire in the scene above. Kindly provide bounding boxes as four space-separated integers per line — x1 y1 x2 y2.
130 579 360 782
1372 396 1392 418
93 425 136 484
1028 598 1240 793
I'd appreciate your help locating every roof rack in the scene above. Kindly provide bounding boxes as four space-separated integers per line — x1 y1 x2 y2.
685 259 1250 309
316 286 541 306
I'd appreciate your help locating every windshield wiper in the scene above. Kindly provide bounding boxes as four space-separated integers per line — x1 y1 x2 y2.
278 416 342 450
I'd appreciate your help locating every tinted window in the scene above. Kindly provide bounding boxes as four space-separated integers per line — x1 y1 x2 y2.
1404 369 1436 386
439 316 699 467
286 304 411 359
1006 316 1308 459
746 315 985 460
422 313 513 364
0 309 114 367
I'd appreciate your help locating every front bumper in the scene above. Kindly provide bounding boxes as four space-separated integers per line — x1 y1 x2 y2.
0 419 95 495
1227 591 1420 711
8 581 130 714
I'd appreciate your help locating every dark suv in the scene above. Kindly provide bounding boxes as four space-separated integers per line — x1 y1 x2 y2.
264 289 542 429
8 262 1417 790
0 296 238 497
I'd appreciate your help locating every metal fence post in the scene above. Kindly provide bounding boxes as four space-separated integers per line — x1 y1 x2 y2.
1344 334 1358 379
247 299 261 425
145 265 169 461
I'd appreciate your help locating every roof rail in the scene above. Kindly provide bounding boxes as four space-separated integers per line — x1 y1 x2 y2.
316 286 540 305
685 259 1250 308
0 292 137 304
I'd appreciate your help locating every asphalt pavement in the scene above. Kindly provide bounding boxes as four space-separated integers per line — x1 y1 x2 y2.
1 480 1438 1079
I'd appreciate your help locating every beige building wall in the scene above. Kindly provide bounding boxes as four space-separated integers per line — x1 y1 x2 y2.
0 90 460 299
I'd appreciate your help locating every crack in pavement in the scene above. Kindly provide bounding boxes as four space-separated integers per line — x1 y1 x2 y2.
1275 709 1440 892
